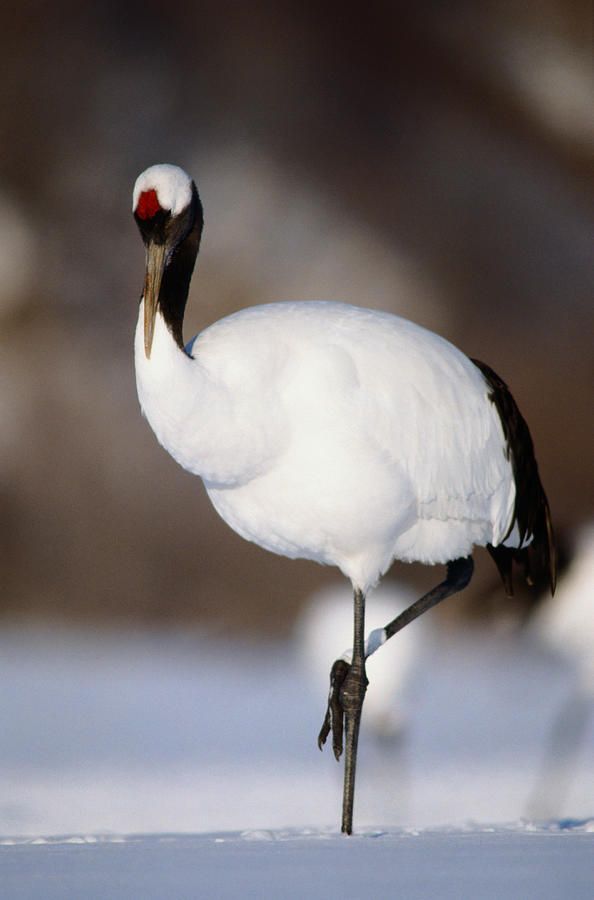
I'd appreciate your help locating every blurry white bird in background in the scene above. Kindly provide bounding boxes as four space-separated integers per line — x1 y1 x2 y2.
527 524 594 819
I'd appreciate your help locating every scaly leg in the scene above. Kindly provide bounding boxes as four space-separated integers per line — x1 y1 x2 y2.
340 587 367 834
318 557 474 833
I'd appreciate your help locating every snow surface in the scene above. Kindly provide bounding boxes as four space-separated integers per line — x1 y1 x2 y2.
2 826 594 900
1 622 593 897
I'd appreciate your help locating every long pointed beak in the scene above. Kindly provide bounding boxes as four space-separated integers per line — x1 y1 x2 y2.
143 242 167 358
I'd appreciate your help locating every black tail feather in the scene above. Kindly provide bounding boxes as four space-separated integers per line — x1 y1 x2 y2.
473 359 557 597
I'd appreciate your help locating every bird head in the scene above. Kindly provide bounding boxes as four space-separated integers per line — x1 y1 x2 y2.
133 164 203 357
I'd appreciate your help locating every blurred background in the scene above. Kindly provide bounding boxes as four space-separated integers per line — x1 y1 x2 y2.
1 0 592 634
1 0 593 836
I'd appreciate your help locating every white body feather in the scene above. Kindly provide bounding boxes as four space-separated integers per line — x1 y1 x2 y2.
135 299 516 592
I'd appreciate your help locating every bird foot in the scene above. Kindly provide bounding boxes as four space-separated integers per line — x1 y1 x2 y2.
318 659 368 761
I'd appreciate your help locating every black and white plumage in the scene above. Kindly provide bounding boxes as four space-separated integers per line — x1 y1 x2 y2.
132 163 556 834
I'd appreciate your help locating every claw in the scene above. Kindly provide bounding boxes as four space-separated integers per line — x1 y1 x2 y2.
317 709 331 751
317 658 350 760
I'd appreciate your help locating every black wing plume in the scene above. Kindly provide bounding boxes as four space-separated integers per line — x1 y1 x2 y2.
472 358 556 597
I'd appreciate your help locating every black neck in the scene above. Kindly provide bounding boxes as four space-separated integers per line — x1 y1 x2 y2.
158 186 203 350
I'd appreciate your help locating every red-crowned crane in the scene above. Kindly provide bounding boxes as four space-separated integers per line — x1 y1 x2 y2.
132 163 556 834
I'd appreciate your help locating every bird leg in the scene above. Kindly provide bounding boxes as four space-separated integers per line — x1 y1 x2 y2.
317 587 368 835
318 557 474 833
341 587 368 835
381 556 474 644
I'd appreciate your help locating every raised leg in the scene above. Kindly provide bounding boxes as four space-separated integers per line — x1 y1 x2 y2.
382 556 474 643
318 557 474 833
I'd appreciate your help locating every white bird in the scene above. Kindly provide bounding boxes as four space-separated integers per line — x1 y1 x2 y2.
527 524 594 819
132 163 556 834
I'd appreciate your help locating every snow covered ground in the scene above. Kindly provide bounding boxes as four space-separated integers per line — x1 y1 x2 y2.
2 825 594 900
0 621 593 896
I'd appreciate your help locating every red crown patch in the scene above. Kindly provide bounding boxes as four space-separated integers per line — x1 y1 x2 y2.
136 188 161 220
